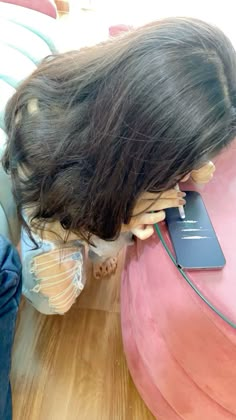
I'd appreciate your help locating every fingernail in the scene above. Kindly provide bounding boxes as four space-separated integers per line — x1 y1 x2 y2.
179 199 186 205
178 192 186 198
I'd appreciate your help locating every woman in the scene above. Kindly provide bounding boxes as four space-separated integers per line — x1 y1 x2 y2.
2 18 236 314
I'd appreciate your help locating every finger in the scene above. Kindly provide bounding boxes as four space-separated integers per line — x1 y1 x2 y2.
180 173 191 182
208 161 216 172
131 211 166 226
140 192 161 200
141 189 184 200
134 197 186 214
191 168 215 183
147 197 186 212
159 189 186 199
203 167 215 176
191 161 216 178
131 225 155 240
205 161 216 171
192 167 215 177
192 173 214 184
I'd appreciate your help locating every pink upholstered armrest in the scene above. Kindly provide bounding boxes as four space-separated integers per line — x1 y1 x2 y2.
0 0 57 19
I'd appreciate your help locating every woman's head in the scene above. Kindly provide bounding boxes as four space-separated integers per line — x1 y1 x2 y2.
3 18 236 240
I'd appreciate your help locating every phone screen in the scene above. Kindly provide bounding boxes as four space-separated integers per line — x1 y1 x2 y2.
165 191 226 270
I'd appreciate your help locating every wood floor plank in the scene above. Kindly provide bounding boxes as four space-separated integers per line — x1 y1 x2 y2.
11 270 154 420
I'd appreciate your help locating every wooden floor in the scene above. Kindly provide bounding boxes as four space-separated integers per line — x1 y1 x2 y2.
11 254 154 420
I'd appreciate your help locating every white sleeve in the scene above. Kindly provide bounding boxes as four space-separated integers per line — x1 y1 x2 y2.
21 228 86 315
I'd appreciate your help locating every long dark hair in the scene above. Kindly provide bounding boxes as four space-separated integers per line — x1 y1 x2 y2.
2 18 236 241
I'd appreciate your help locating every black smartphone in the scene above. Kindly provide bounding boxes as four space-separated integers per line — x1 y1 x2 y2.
165 191 226 270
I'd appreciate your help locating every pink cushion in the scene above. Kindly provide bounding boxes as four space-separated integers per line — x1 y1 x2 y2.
0 0 57 18
121 141 236 419
109 24 133 37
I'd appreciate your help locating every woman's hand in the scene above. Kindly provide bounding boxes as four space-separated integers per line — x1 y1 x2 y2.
190 161 216 184
122 162 215 241
121 189 186 240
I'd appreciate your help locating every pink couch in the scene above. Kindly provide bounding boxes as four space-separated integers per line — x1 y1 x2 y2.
0 0 57 18
121 142 236 419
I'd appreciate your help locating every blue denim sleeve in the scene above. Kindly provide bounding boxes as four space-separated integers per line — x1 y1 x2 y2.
0 235 22 420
